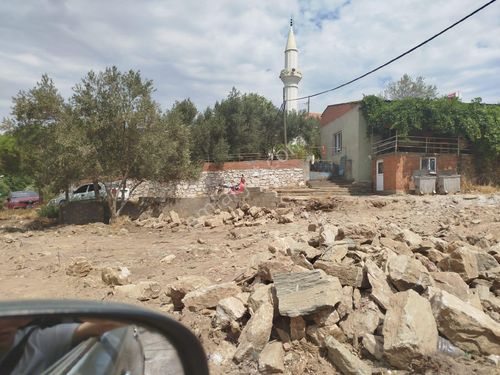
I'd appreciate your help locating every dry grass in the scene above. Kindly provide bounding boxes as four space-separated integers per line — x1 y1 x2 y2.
461 178 500 194
0 208 39 220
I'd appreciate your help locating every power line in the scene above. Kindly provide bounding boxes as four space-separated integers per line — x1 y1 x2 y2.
289 0 497 102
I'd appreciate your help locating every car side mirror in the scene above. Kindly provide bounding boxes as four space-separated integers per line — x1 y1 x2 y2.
0 300 209 375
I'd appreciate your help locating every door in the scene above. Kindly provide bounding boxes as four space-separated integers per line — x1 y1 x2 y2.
376 160 384 191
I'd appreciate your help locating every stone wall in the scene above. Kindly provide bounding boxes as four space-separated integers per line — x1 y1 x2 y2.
132 159 308 198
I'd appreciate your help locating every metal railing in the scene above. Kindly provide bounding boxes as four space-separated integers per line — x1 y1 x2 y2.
372 135 469 155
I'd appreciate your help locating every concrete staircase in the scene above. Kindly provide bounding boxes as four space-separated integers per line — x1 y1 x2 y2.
275 179 372 201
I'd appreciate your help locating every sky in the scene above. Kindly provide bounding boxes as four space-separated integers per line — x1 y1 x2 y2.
0 0 499 119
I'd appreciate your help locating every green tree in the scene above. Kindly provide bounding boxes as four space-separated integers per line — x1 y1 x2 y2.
71 66 197 219
383 74 438 100
9 75 81 198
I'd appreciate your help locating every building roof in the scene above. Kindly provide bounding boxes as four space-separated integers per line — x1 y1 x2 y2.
320 101 361 127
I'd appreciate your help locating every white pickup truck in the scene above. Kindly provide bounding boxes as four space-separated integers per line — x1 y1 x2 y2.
49 183 130 206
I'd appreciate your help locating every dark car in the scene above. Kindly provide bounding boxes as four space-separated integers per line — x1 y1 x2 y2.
5 191 41 209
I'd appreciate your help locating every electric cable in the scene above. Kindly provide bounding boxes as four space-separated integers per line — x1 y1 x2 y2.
288 0 497 102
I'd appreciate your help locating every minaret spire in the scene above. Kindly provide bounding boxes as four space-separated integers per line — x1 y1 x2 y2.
280 19 302 112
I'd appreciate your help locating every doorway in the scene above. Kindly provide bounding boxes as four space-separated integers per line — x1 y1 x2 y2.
376 160 384 191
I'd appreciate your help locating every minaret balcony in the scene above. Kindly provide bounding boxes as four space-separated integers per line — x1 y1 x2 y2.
279 68 302 80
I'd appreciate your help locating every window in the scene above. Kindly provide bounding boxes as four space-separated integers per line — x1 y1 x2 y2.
334 131 342 154
421 157 436 174
74 185 89 194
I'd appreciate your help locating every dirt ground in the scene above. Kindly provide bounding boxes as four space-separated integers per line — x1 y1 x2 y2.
1 193 500 374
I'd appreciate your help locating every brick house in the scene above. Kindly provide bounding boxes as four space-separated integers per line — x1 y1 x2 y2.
320 102 474 193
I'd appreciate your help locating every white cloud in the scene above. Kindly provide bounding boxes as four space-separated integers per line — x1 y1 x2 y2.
0 0 499 120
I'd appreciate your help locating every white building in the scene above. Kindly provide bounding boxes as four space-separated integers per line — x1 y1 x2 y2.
279 19 302 113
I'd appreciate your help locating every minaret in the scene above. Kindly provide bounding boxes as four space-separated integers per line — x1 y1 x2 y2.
280 19 302 112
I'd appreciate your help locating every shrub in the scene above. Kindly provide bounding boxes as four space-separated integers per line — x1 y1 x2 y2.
37 204 59 219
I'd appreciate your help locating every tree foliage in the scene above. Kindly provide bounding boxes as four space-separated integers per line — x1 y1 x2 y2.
383 74 438 100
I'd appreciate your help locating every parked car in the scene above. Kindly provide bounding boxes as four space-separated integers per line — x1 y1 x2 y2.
5 191 41 209
48 183 130 206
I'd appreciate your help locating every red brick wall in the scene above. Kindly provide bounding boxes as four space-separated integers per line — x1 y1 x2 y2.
372 153 463 193
203 159 305 172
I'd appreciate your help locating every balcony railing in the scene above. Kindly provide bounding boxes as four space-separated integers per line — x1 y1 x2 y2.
372 135 469 156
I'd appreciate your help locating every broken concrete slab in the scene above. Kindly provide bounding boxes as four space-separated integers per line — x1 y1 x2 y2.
182 282 241 312
273 270 343 317
325 336 372 375
429 288 500 356
234 302 274 363
258 341 285 373
314 260 365 288
383 290 438 369
387 254 433 292
364 260 394 311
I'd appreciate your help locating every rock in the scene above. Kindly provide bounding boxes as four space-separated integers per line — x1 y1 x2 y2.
169 210 181 225
319 224 341 247
290 253 314 270
429 288 500 355
248 284 276 313
168 275 212 309
387 254 433 292
308 223 317 232
257 259 295 282
182 282 241 312
205 217 223 228
307 324 347 347
287 242 322 260
383 290 438 369
215 296 247 328
320 243 348 262
362 334 384 360
290 316 306 341
364 260 394 310
278 212 294 224
395 229 422 248
273 270 343 317
115 281 161 301
473 251 499 272
312 307 340 327
339 300 383 341
160 254 176 264
380 237 412 256
414 253 439 272
248 206 262 218
430 272 471 303
424 249 446 264
314 260 365 288
66 257 92 277
258 341 285 373
325 336 372 375
101 266 131 286
234 303 274 363
268 238 288 256
438 247 479 282
337 286 354 319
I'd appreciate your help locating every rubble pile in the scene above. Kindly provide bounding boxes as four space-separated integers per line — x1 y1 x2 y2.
140 217 500 374
126 198 500 373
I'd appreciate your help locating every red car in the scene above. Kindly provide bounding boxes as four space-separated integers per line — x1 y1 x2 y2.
5 191 41 209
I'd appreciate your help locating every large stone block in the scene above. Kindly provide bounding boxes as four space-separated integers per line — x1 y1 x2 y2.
438 247 479 282
182 282 241 312
314 260 365 288
429 288 500 355
387 254 433 292
325 336 372 375
273 270 343 317
364 259 394 310
383 290 438 369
